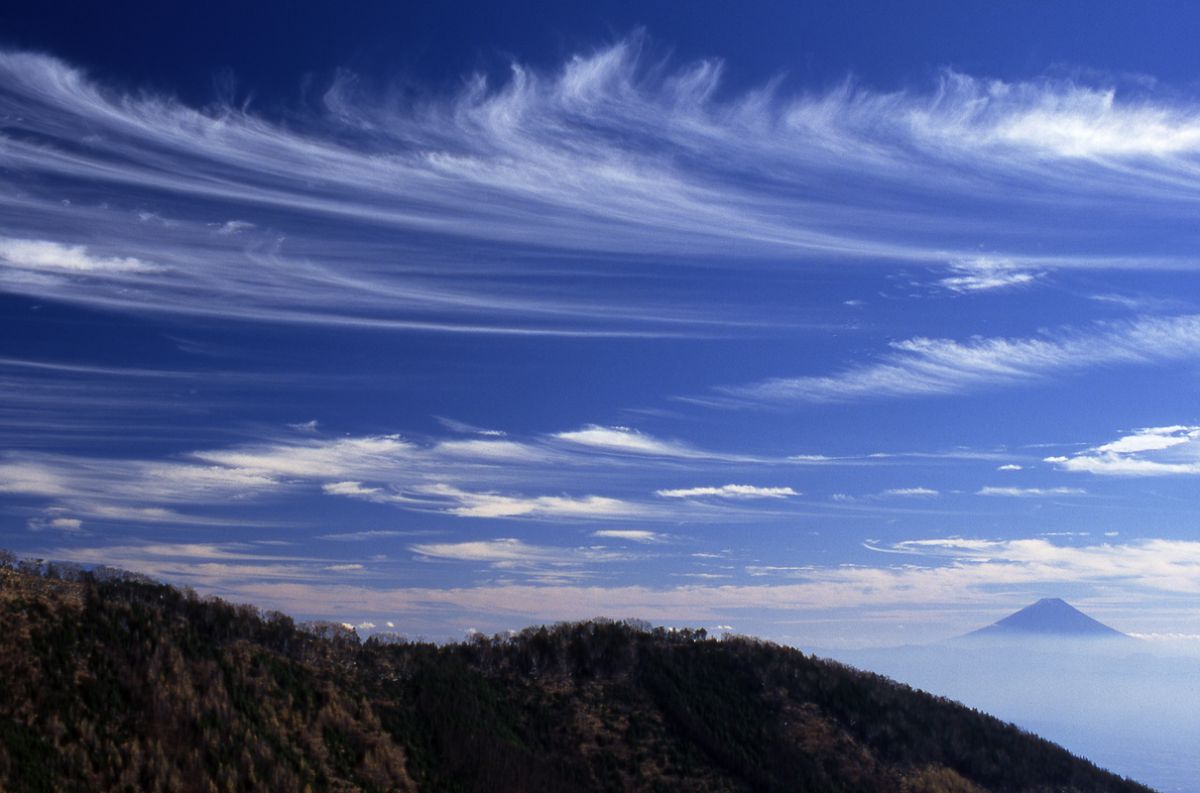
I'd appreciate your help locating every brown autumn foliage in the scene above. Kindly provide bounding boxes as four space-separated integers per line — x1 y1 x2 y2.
0 556 1157 793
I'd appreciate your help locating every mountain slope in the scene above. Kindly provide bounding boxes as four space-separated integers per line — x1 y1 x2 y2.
967 598 1128 639
828 600 1190 793
0 561 1156 793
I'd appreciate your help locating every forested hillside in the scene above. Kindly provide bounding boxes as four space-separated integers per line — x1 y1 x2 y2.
0 558 1156 793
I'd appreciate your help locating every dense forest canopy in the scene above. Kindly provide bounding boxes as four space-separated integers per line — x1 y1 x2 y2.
0 555 1155 793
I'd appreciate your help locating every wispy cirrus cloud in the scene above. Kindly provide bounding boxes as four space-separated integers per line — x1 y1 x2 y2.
26 514 84 533
0 238 159 274
554 425 711 459
936 257 1041 293
976 486 1086 497
716 314 1200 405
412 484 650 520
316 529 425 541
553 424 777 463
431 439 553 462
655 484 798 499
1047 425 1200 475
0 356 240 451
827 486 943 504
874 537 1200 595
191 435 418 478
6 40 1200 336
41 541 339 586
411 537 631 565
881 487 940 497
590 529 671 543
435 417 508 437
409 537 638 582
321 481 384 498
3 422 789 528
0 414 1060 533
0 453 281 506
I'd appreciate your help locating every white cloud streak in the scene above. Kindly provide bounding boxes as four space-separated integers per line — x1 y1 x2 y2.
878 537 1200 595
316 529 416 541
0 238 158 274
414 484 651 520
976 486 1086 497
881 487 940 497
41 542 340 586
3 416 1059 532
5 42 1200 333
1047 425 1200 476
554 425 710 458
936 257 1040 293
1 423 810 527
655 484 798 499
193 435 417 479
590 529 670 543
718 314 1200 404
411 537 629 566
553 425 772 463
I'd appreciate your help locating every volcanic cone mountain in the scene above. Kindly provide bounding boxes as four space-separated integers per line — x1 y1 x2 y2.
968 597 1128 639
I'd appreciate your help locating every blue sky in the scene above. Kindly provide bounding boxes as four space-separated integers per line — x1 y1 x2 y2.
4 1 1200 647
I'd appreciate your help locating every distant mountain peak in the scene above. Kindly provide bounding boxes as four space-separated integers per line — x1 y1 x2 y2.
968 597 1128 639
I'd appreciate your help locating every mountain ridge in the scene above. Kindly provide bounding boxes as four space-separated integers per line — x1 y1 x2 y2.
0 559 1156 793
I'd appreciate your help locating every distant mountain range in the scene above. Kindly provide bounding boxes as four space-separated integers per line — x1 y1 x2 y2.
966 597 1128 640
0 559 1155 793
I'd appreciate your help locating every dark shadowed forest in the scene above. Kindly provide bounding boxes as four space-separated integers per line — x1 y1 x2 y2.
0 556 1156 793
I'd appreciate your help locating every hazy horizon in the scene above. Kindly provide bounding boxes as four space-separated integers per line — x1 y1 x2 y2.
831 635 1200 793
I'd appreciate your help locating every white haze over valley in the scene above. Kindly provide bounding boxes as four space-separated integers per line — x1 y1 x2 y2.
827 622 1200 792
